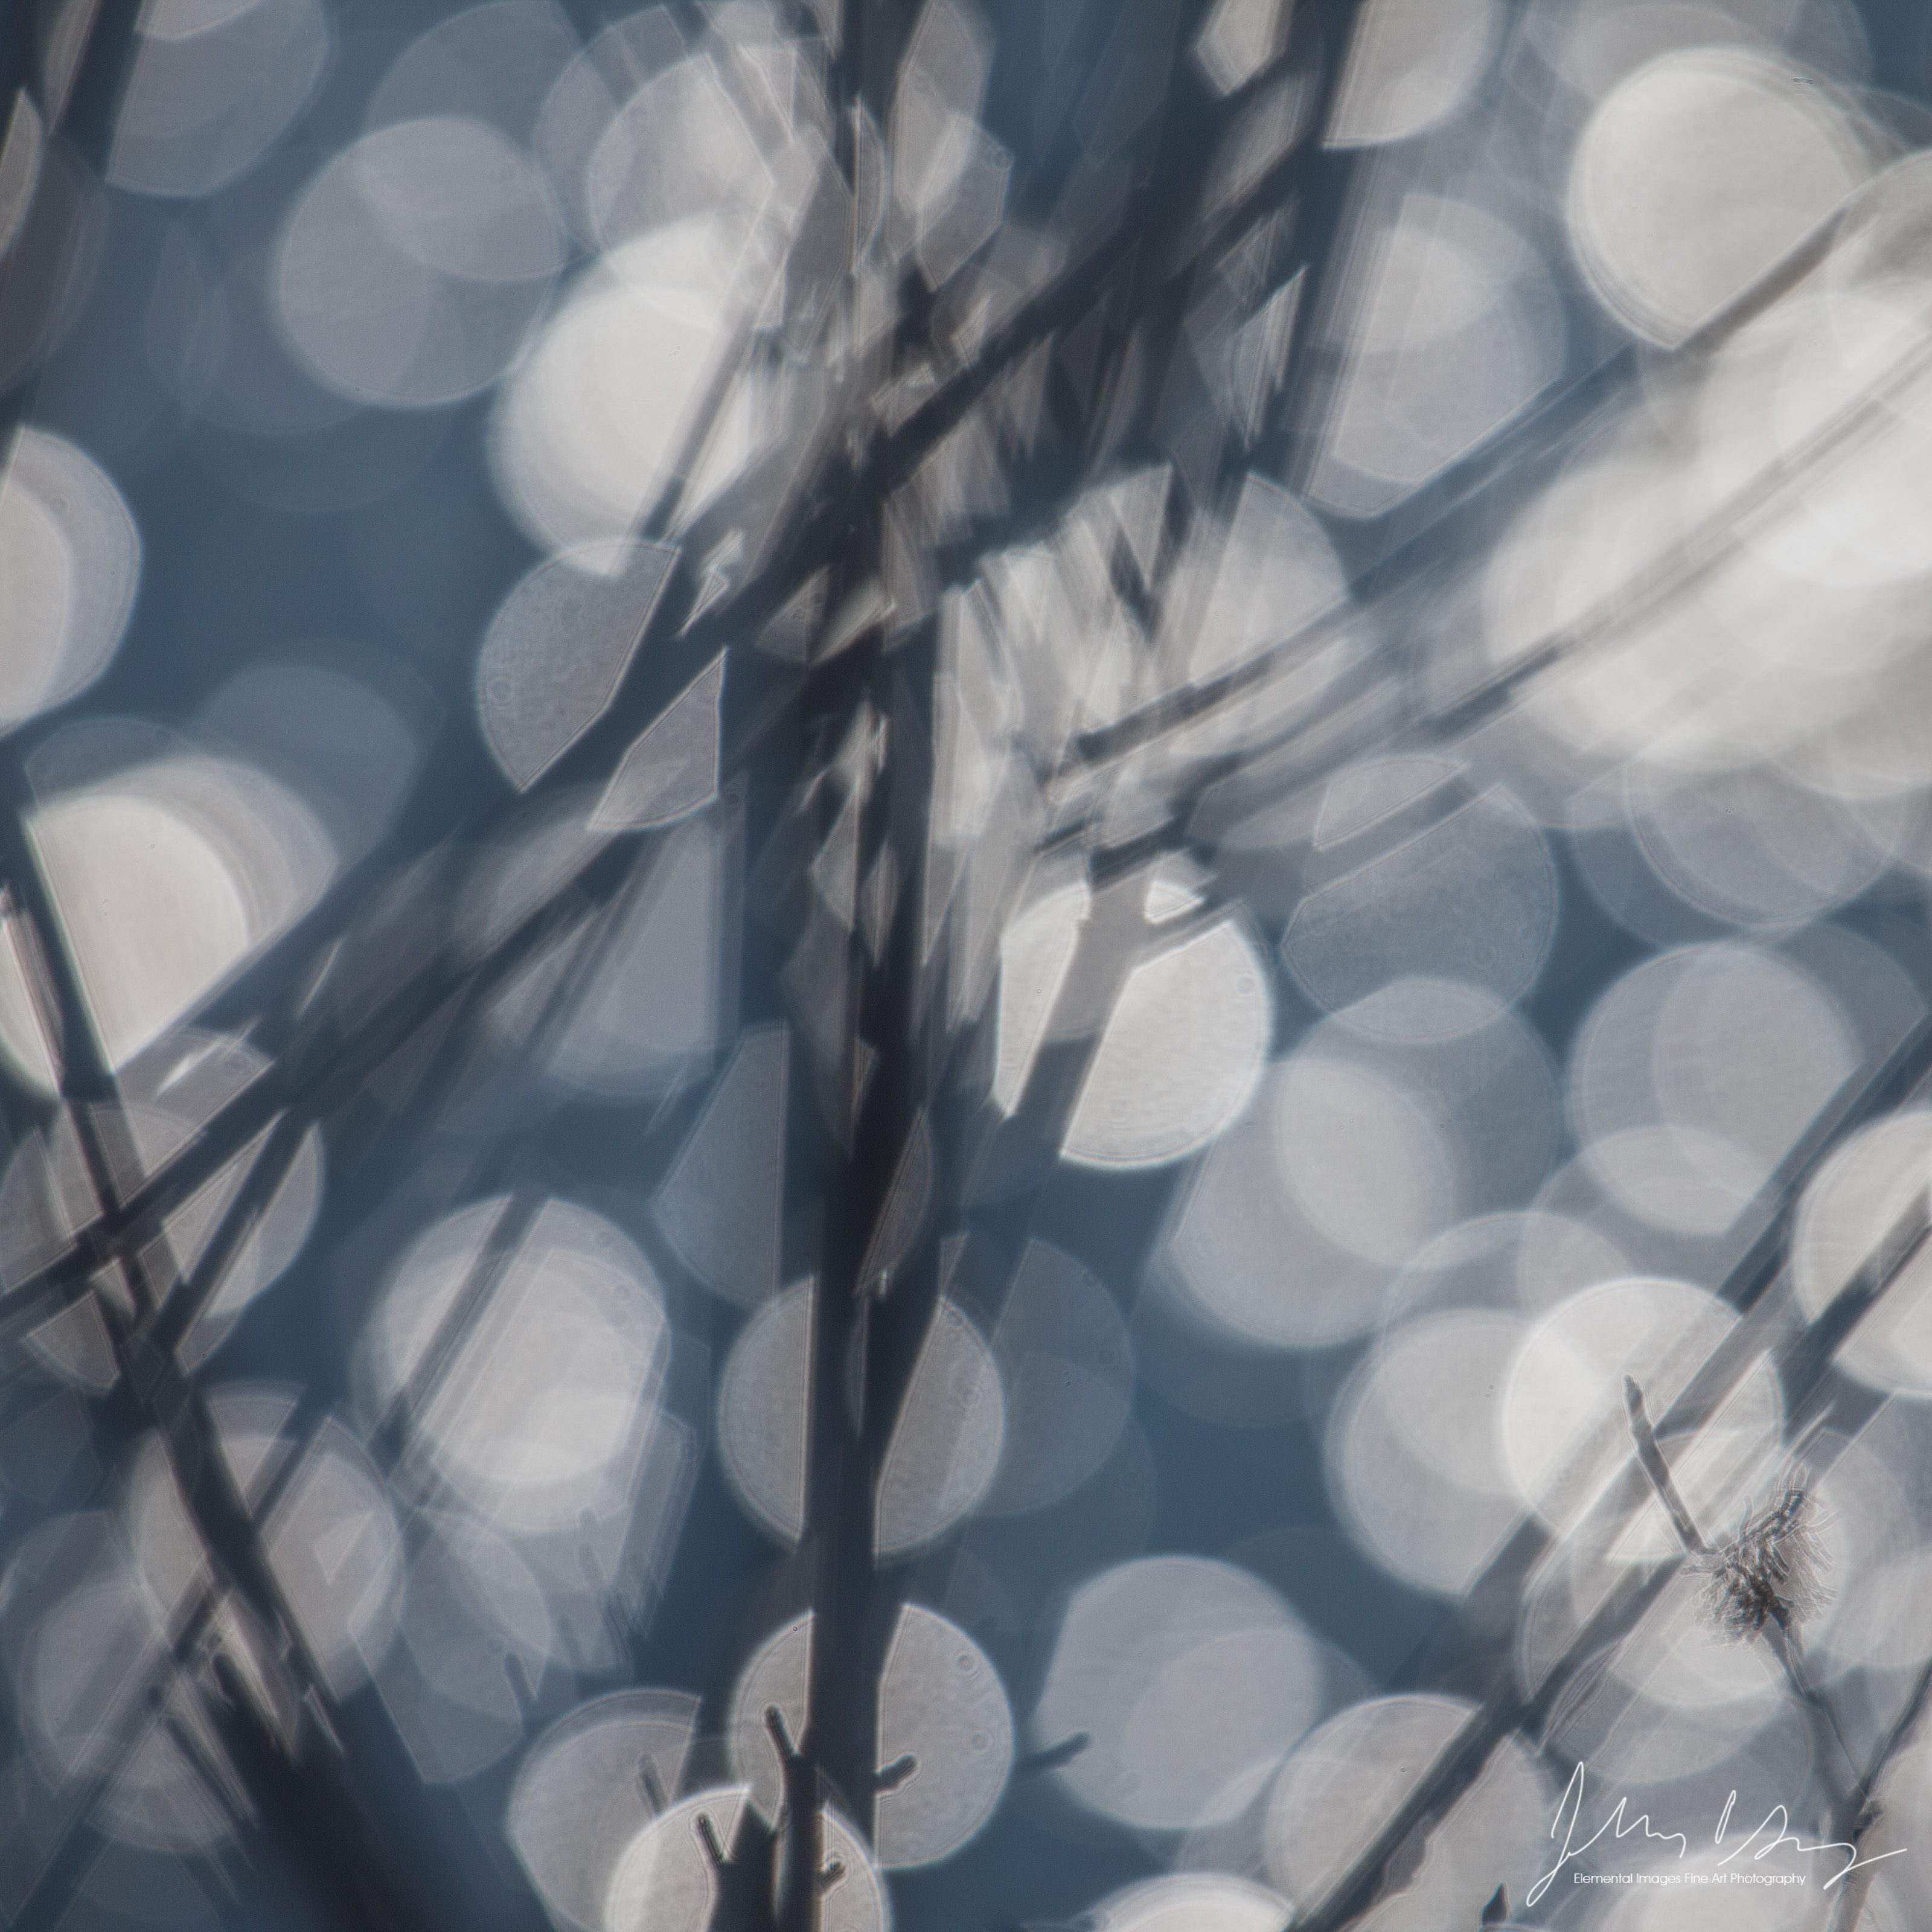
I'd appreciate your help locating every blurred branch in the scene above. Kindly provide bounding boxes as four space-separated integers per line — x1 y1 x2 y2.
11 15 1932 1932
1827 1654 1932 1932
1294 1140 1932 1932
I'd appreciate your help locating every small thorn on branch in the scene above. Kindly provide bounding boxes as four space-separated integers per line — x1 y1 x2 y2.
1013 1732 1089 1780
764 1704 800 1764
693 1811 728 1870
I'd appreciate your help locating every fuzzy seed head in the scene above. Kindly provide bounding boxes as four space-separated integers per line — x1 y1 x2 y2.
1692 1476 1831 1641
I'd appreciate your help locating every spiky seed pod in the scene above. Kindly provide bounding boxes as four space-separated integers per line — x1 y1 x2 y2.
1691 1474 1832 1642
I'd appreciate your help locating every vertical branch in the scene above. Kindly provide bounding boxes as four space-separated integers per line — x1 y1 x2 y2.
781 7 929 1926
1825 1655 1932 1932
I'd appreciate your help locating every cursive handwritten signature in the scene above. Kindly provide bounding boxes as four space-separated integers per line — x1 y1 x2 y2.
1526 1762 1908 1908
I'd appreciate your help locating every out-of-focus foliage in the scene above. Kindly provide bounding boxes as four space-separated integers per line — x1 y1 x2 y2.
8 2 1932 1931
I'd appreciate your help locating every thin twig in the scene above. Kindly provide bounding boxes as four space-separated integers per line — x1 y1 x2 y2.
1620 1378 1707 1553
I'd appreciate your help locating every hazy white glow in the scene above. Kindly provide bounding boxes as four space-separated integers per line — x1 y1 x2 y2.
1386 1214 1545 1324
652 1025 788 1310
540 818 728 1099
1790 1110 1932 1395
982 1240 1133 1514
585 57 773 250
715 1281 814 1543
730 1606 1012 1867
606 1788 888 1932
1090 1875 1293 1932
1549 1659 1802 1791
1455 1208 1629 1319
23 1546 245 1849
42 794 244 1063
277 117 561 408
477 540 677 790
1273 1053 1456 1267
1033 1556 1322 1831
112 0 329 198
991 880 1086 1111
264 1418 405 1694
1165 988 1560 1354
27 756 334 1075
1192 0 1291 97
1793 1424 1928 1677
0 92 43 266
718 1287 1005 1556
0 429 139 732
1791 645 1932 804
534 11 694 243
1482 413 1927 775
1570 945 1856 1235
368 2 581 144
875 1301 1006 1553
128 1390 401 1698
891 0 999 279
1567 48 1867 346
1500 1276 1783 1555
0 900 57 1096
1699 286 1932 589
1310 199 1560 513
367 123 561 283
507 1689 700 1932
1284 787 1556 1014
115 1030 324 1366
993 880 1271 1167
1330 1310 1529 1595
1178 1046 1423 1335
592 656 723 831
1169 473 1345 683
1312 755 1459 849
1550 0 1834 104
379 1515 557 1783
1627 760 1898 927
1265 1697 1549 1925
1478 440 1683 763
1326 0 1498 146
29 1573 153 1777
366 1198 667 1532
1065 917 1270 1167
491 219 758 555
